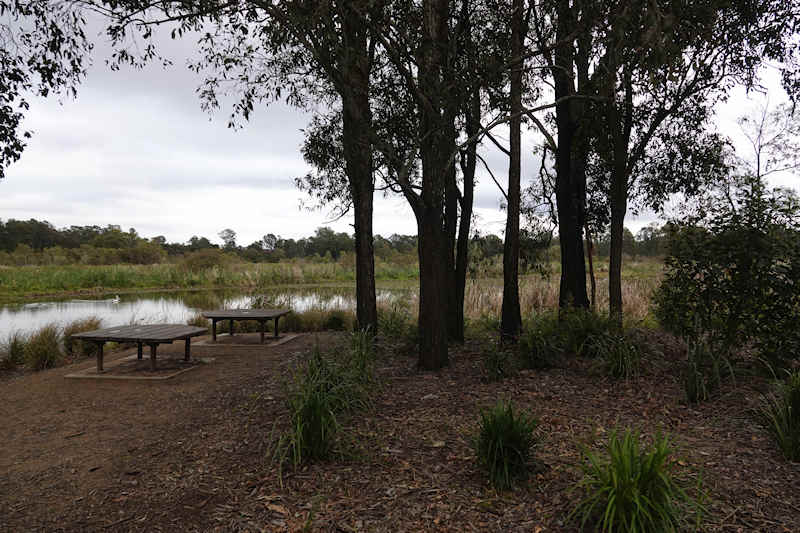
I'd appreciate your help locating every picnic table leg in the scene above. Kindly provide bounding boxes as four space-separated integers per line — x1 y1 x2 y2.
96 342 104 373
260 320 265 344
184 338 191 362
274 316 280 338
212 319 217 342
149 344 157 371
137 342 143 360
229 319 234 337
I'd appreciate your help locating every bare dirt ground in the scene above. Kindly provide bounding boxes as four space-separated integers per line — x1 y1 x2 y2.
1 331 799 532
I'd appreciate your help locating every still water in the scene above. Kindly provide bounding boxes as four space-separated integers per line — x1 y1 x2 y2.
0 287 407 339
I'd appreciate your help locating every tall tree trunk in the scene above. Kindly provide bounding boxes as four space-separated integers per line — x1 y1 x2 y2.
415 0 450 370
552 0 590 312
453 88 479 344
340 14 377 334
445 110 461 342
608 171 626 328
501 0 523 341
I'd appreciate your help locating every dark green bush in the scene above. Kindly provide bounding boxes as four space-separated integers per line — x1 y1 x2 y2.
186 313 210 329
654 177 800 371
474 401 538 490
63 317 102 357
483 344 517 381
570 430 702 532
24 324 62 370
519 314 563 369
760 370 800 461
323 309 348 331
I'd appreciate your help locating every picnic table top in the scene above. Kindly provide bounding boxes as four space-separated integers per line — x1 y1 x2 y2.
201 309 291 320
71 324 207 343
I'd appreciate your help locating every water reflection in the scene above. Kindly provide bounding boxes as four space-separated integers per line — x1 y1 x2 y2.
0 287 406 339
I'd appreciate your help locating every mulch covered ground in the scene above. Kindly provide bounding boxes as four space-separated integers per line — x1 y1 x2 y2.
1 330 798 532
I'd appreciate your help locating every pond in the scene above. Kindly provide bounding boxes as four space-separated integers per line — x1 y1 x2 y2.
0 286 411 339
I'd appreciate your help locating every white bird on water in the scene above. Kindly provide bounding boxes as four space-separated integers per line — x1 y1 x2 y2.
111 295 121 304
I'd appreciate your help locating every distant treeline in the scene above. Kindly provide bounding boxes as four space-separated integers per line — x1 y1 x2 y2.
0 218 669 266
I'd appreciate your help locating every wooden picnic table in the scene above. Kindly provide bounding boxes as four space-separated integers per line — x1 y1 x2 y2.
71 324 207 373
201 309 290 344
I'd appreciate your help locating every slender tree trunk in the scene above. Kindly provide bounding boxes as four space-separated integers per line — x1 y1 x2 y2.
340 15 377 335
586 230 596 310
445 111 461 342
453 88 479 344
501 0 523 341
608 171 626 328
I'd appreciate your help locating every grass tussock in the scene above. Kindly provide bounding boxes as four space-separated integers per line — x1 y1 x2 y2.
0 331 28 370
570 429 703 532
474 401 538 490
24 323 62 370
63 317 102 357
760 370 800 462
274 331 376 469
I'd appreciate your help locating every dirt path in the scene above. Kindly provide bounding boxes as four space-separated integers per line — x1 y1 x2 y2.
1 332 799 532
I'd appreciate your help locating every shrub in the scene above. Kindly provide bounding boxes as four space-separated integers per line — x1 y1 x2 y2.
483 344 517 381
1 331 27 370
63 317 102 357
570 430 702 532
24 324 62 370
560 310 614 358
654 177 800 371
323 309 349 331
519 314 563 369
474 401 538 490
760 370 800 461
180 249 229 273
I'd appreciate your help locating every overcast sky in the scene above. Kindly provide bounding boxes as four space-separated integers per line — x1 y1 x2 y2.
0 17 796 247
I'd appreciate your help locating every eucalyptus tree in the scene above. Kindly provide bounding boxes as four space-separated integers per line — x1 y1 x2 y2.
0 0 92 179
91 0 382 333
585 0 799 325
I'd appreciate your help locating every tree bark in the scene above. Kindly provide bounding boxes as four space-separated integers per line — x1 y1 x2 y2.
553 1 590 312
340 14 377 334
501 0 524 341
453 87 479 344
608 171 626 328
414 0 450 370
586 230 596 310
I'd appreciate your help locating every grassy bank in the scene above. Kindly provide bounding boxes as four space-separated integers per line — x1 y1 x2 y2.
0 257 662 303
0 260 419 302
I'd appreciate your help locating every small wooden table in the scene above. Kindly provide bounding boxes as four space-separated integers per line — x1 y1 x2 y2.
201 309 290 344
71 324 207 372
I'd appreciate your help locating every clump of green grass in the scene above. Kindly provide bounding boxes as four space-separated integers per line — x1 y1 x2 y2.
275 334 375 468
760 370 800 462
585 332 642 379
474 401 538 490
378 303 412 339
323 309 349 331
63 317 101 357
24 323 62 370
560 310 614 357
570 429 703 532
0 331 28 370
683 337 731 404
